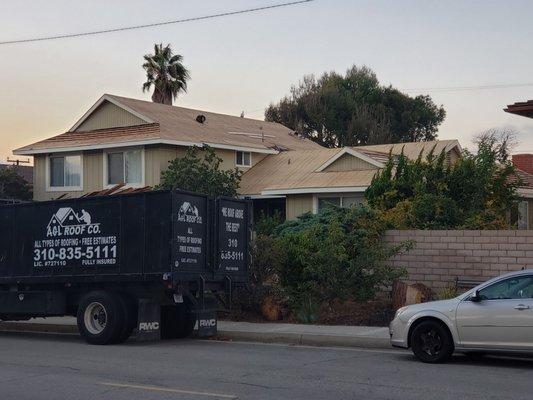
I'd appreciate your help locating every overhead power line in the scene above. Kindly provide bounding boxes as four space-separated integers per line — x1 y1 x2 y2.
404 82 533 93
0 0 314 46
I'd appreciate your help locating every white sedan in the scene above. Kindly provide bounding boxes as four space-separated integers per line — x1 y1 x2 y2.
390 269 533 363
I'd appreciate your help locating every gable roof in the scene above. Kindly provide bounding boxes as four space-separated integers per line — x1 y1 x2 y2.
316 147 385 172
356 140 461 160
239 140 460 196
14 94 321 155
239 147 387 196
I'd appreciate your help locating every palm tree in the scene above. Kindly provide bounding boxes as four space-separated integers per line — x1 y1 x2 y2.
142 44 190 106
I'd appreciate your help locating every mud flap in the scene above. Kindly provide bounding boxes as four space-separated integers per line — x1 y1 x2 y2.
197 310 217 337
136 299 161 341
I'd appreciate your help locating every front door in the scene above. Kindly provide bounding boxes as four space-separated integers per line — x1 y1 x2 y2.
456 274 533 350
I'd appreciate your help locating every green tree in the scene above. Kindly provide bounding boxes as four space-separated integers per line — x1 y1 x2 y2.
142 43 190 105
0 166 32 201
158 146 242 197
365 130 521 229
265 65 445 147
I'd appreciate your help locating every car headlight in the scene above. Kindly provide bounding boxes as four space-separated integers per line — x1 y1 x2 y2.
394 306 409 319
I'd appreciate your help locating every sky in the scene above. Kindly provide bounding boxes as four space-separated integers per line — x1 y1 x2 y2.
1 0 533 163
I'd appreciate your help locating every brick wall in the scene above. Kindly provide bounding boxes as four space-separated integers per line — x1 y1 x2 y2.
384 230 533 290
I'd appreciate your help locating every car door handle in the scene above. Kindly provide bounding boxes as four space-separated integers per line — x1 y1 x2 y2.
514 304 531 310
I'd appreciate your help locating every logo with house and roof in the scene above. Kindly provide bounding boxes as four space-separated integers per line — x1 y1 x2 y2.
46 207 100 237
177 201 202 224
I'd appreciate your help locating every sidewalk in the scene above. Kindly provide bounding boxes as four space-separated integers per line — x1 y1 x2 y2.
0 317 391 349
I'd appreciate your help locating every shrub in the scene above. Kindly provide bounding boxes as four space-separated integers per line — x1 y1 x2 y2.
255 211 284 236
233 234 284 314
272 206 409 311
0 166 32 201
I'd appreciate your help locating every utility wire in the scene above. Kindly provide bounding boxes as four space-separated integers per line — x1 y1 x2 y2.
0 0 314 46
404 82 533 93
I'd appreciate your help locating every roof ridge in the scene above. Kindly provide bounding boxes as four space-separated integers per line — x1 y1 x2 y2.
106 93 284 126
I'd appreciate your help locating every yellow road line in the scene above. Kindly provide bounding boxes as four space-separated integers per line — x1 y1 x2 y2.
100 382 237 399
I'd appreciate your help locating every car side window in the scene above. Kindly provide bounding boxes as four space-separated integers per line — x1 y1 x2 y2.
478 275 533 300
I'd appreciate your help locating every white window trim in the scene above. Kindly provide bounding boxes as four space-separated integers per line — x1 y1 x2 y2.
518 200 529 230
103 147 146 189
45 153 84 192
235 150 252 168
313 193 364 214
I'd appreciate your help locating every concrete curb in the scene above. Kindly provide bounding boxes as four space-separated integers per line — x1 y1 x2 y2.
215 331 390 349
0 322 391 349
0 322 78 335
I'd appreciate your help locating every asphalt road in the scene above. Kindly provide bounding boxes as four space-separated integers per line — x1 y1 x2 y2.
0 332 532 400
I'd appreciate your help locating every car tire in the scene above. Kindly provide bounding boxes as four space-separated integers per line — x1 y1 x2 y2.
411 320 454 363
77 291 125 345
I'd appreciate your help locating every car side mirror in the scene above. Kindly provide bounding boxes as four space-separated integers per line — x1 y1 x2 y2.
470 290 482 303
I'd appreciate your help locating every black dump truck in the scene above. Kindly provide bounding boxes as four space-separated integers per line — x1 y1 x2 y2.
0 189 250 344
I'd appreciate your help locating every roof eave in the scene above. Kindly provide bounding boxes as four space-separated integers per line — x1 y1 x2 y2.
13 139 280 156
261 186 368 196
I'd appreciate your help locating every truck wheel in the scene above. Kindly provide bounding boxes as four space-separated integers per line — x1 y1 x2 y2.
77 291 125 345
112 294 137 344
161 301 196 339
411 320 454 363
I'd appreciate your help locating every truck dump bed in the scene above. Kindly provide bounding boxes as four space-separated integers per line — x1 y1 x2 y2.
0 190 250 285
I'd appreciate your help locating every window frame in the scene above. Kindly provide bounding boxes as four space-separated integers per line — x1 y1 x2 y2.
103 147 145 189
314 194 364 213
235 150 252 167
45 153 84 192
518 200 529 230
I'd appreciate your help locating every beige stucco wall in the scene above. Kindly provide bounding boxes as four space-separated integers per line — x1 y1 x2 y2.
286 194 314 220
75 101 146 131
144 145 185 187
32 145 268 201
323 153 377 172
146 146 266 187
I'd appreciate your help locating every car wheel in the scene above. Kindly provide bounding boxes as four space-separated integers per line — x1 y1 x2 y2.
411 320 454 363
77 291 125 345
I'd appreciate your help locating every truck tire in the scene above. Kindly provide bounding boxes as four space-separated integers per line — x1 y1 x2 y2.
161 301 196 339
112 294 137 344
77 291 125 345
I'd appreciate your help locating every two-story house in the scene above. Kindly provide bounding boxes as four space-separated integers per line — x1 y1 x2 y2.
13 94 320 201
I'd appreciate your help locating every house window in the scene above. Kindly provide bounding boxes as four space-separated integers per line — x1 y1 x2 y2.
318 197 341 210
48 155 82 189
518 201 528 230
317 195 363 212
236 151 251 167
106 149 143 186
